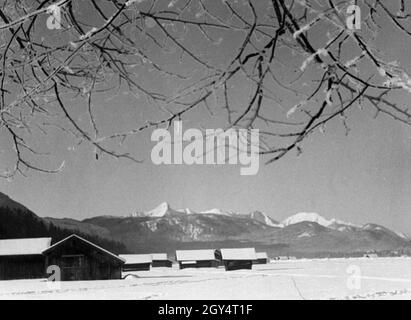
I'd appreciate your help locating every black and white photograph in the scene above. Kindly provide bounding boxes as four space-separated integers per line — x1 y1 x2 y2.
0 0 410 303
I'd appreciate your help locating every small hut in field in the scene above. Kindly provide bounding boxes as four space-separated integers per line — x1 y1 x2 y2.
0 237 51 280
119 254 152 271
274 256 289 260
253 252 268 264
175 249 219 269
151 253 172 268
218 248 257 271
42 234 125 281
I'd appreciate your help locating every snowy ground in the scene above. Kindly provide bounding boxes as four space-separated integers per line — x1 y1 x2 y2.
0 257 410 300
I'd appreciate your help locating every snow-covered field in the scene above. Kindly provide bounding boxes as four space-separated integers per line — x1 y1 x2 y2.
1 257 410 300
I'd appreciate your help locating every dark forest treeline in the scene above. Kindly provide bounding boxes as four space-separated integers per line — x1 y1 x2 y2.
0 207 128 254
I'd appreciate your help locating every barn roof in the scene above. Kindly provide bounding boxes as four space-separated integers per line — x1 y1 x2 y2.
151 253 169 261
176 249 216 261
220 248 257 260
256 252 268 259
119 254 152 264
0 237 51 256
42 234 125 263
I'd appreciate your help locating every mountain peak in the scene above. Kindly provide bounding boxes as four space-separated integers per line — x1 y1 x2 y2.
281 212 359 229
146 202 172 217
362 223 410 240
282 212 331 227
133 203 407 239
200 208 232 216
249 211 281 227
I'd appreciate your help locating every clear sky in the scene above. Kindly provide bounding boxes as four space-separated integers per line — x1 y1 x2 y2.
0 0 410 235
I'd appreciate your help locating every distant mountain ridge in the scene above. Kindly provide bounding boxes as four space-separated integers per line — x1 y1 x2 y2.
131 203 408 239
74 202 410 256
1 194 410 257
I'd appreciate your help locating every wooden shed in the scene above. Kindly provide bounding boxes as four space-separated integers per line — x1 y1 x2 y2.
175 249 219 269
42 234 125 281
151 253 173 268
253 252 268 264
218 248 257 271
0 237 51 280
119 254 152 271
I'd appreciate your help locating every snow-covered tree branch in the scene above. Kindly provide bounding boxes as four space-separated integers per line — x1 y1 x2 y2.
0 0 410 177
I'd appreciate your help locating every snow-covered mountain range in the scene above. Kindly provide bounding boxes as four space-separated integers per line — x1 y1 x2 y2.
76 202 410 256
131 202 408 240
132 202 282 227
0 191 405 257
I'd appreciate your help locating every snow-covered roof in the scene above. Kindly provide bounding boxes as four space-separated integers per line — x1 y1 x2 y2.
119 254 152 264
220 248 257 260
176 249 216 261
256 252 268 259
151 253 168 261
42 234 125 263
0 238 51 256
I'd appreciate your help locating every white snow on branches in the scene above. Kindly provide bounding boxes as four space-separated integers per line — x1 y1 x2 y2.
293 14 323 39
125 0 145 6
300 49 328 71
293 24 311 39
383 73 411 93
287 101 307 118
345 51 366 68
79 27 98 40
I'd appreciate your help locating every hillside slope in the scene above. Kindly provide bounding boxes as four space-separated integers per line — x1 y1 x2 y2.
0 192 127 254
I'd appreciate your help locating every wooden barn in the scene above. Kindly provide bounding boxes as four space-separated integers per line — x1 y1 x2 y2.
218 248 257 271
253 252 268 264
42 234 125 281
151 253 173 268
0 238 51 280
119 254 152 271
176 249 219 269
